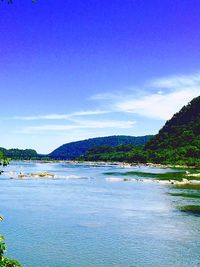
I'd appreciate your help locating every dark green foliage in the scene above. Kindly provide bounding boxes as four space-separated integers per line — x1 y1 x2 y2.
175 184 200 190
0 148 38 160
145 96 200 151
0 152 9 168
0 236 23 267
0 218 23 267
79 96 200 167
79 144 148 163
49 135 153 160
145 96 200 167
0 160 23 266
177 205 200 215
103 170 189 181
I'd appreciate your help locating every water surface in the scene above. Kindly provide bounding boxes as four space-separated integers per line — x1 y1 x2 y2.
0 162 199 267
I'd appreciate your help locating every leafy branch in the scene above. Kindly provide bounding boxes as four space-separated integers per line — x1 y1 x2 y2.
0 217 23 267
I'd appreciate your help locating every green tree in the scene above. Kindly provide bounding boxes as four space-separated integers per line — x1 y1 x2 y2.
0 158 23 266
0 218 23 267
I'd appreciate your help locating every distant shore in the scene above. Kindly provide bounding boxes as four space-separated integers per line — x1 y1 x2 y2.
10 159 199 170
5 160 200 186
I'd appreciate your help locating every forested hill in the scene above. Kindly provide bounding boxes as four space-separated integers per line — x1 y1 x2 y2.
2 96 199 165
80 96 200 166
49 135 153 160
145 96 200 150
0 148 38 160
144 96 200 166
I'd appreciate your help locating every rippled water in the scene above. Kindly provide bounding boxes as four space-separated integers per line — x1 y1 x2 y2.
0 162 200 267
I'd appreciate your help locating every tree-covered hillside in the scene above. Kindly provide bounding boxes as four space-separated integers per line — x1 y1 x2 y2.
80 96 200 167
1 97 199 166
145 96 200 150
145 96 200 166
49 135 153 160
0 148 38 160
79 144 148 163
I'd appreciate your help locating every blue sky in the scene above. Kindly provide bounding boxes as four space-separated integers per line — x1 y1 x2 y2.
0 0 200 153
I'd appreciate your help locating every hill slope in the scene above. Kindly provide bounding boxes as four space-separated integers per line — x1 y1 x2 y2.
0 148 38 160
79 96 200 166
145 96 200 165
49 135 153 160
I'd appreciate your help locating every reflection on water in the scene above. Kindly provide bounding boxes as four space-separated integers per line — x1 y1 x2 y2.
0 161 200 267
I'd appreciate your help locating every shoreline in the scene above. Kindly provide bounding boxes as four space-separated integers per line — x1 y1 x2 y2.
10 159 198 170
5 172 200 186
106 176 200 186
4 161 200 186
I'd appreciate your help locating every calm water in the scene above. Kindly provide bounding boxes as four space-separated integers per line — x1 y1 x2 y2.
0 162 200 267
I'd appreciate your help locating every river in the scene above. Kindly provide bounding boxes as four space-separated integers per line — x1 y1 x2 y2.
0 161 199 267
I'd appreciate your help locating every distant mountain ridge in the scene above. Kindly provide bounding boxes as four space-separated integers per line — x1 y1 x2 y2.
2 97 199 165
49 135 153 160
79 96 200 166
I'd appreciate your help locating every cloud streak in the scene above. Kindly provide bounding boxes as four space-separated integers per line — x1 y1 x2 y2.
116 88 199 120
92 72 200 120
14 71 200 135
13 110 109 121
150 72 200 89
17 119 136 134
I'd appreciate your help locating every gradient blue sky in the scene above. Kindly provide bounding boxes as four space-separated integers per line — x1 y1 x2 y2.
0 0 200 153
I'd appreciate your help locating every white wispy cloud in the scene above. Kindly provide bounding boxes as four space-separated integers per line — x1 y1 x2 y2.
17 120 136 134
14 71 200 136
91 72 200 120
150 72 200 89
116 88 199 120
13 110 109 121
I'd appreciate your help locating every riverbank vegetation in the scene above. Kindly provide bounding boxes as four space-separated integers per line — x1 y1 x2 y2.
177 205 200 215
0 158 23 266
1 96 199 167
0 148 38 161
103 169 199 181
79 96 200 168
0 234 23 267
79 143 200 168
0 98 199 167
